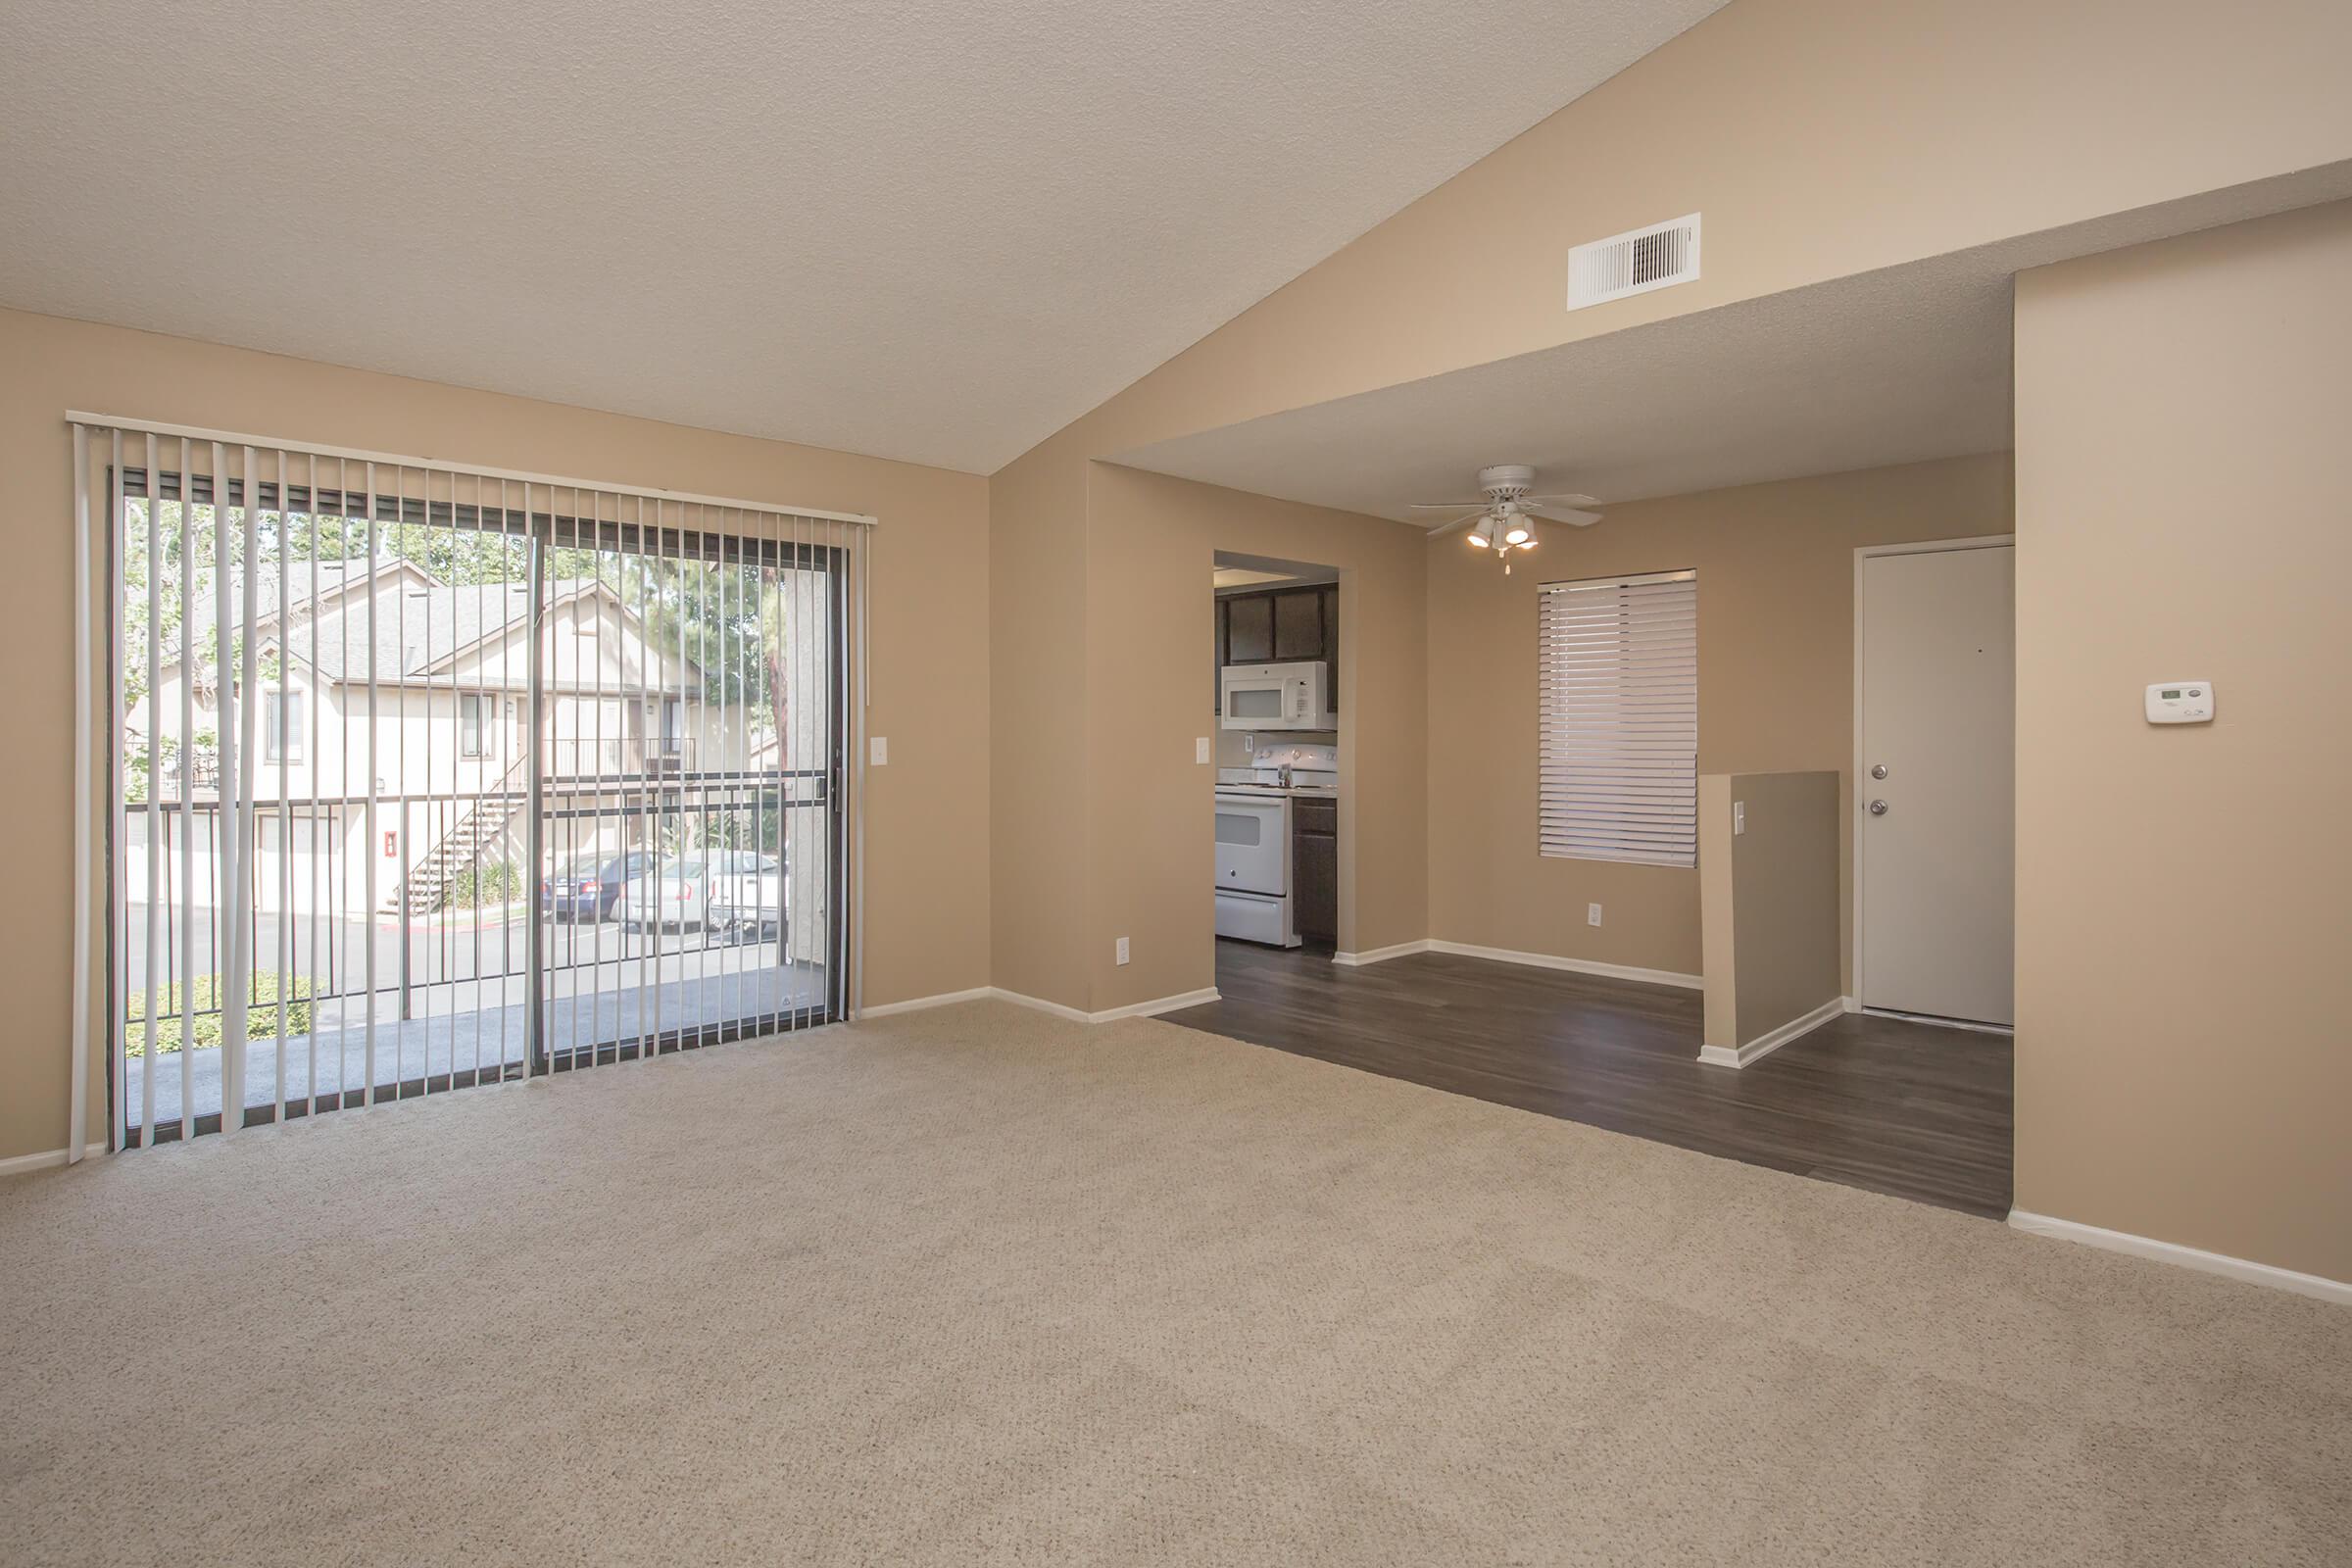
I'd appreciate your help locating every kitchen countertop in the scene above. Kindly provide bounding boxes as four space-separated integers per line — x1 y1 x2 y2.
1214 783 1341 799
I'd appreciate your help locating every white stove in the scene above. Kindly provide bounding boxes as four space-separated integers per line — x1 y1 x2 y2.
1213 765 1339 948
1214 765 1339 797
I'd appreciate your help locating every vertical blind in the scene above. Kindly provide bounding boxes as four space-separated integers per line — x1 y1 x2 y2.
69 415 875 1158
1537 569 1698 867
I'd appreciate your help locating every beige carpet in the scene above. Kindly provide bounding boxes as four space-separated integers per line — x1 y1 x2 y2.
3 1001 2346 1566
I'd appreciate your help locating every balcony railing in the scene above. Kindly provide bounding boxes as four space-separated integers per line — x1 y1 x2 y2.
541 736 698 779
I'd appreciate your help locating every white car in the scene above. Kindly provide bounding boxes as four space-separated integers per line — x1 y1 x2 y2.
708 861 790 943
617 852 777 932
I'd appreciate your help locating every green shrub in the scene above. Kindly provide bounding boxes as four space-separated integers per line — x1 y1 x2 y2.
125 971 314 1056
441 859 521 910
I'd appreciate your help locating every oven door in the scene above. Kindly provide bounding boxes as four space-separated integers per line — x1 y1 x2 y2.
1213 795 1288 896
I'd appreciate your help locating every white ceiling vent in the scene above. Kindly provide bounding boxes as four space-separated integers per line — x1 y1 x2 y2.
1567 213 1701 310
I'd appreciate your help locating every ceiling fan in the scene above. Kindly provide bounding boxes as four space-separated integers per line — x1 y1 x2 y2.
1411 465 1603 574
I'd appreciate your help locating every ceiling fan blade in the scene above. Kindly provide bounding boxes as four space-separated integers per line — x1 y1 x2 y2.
1408 501 1490 512
1425 513 1488 537
1528 505 1603 527
1522 493 1601 507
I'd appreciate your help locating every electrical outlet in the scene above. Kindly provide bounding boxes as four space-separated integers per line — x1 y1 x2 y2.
1734 802 1745 836
1195 736 1210 763
1115 936 1131 966
1588 903 1603 927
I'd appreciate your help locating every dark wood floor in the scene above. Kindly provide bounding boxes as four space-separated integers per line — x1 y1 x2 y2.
1166 940 2014 1219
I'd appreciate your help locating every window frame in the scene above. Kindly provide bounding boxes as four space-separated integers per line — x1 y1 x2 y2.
262 687 303 763
459 691 489 759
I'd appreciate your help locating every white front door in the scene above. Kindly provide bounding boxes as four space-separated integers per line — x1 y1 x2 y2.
1857 542 2015 1025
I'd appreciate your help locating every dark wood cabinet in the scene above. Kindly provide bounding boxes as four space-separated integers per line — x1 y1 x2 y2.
1215 582 1340 717
1293 797 1338 945
1225 594 1274 663
1273 589 1322 660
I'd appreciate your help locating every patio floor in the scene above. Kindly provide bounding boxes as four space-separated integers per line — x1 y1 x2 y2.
121 962 830 1130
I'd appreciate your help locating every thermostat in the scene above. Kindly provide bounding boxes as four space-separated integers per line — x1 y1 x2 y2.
2145 681 2213 723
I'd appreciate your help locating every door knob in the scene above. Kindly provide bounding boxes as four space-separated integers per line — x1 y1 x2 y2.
1870 763 1888 780
1868 799 1889 815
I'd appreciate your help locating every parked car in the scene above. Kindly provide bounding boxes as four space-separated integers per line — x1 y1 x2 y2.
540 852 654 921
617 851 777 932
709 859 790 943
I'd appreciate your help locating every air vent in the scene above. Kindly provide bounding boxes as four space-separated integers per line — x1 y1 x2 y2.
1567 213 1701 310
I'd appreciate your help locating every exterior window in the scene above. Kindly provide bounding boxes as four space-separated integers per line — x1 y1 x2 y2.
263 690 303 762
460 692 489 758
1537 569 1696 867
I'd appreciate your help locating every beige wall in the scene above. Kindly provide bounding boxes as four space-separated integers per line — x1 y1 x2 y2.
987 426 1092 1006
1698 772 1842 1051
987 0 2343 1023
988 456 1429 1015
1429 455 2014 981
1 307 990 1163
2014 201 2352 1283
1072 0 2352 460
1082 465 1426 1012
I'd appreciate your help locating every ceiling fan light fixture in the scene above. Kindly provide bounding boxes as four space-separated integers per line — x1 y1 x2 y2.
1413 466 1605 575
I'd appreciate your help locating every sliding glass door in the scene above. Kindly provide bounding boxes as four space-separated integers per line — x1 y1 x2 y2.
96 427 858 1145
531 514 844 1073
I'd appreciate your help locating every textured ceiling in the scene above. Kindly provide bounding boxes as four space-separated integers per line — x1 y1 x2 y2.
0 0 1725 474
1113 164 2352 522
1118 257 2018 519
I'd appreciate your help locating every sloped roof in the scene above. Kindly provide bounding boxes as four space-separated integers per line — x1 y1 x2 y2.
279 577 686 685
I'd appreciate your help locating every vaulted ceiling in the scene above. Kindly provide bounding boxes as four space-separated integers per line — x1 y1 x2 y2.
0 0 1725 473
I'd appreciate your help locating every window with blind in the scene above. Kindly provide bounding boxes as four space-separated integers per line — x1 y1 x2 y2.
1538 569 1697 867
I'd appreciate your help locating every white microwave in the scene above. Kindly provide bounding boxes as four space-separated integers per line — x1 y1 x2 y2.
1220 662 1330 731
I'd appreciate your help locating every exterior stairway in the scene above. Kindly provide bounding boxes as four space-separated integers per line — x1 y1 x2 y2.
386 757 527 916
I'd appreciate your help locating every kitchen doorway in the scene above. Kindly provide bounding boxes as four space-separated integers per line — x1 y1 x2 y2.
1210 552 1343 959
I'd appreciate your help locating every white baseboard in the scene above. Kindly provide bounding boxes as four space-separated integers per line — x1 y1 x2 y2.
1425 940 1703 991
1086 987 1220 1022
1331 939 1433 967
1696 996 1845 1069
981 987 1094 1023
1859 1004 2012 1036
0 1142 108 1178
2007 1209 2352 1306
856 986 994 1020
866 986 1220 1026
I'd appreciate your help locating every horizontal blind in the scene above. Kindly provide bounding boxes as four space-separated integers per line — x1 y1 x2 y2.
1538 569 1697 868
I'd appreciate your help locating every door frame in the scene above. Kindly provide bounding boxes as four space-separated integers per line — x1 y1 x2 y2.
1849 533 2016 1018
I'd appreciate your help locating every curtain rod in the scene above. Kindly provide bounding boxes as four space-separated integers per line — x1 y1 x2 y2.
66 412 879 527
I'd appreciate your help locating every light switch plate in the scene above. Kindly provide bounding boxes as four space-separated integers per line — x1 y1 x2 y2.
1196 736 1210 763
2144 681 2213 724
1115 936 1131 966
869 736 889 764
1733 802 1745 836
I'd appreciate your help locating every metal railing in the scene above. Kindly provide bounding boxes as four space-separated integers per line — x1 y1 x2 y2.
117 775 826 1030
541 735 697 778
